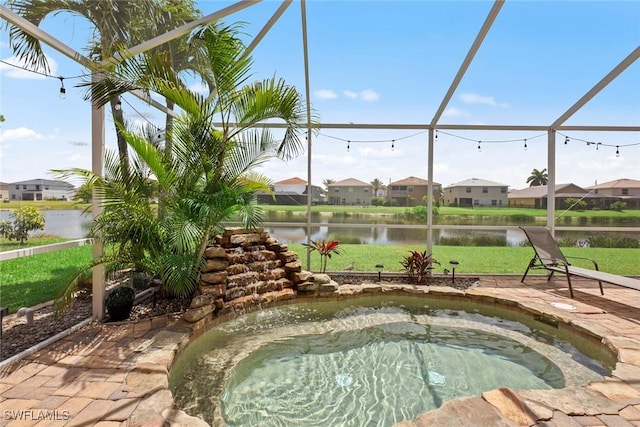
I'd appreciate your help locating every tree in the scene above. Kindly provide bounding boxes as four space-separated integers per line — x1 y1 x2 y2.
5 0 196 181
370 178 385 197
0 206 45 244
322 178 335 191
526 168 548 187
55 22 310 305
73 182 93 203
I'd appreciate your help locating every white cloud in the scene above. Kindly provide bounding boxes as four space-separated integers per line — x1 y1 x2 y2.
360 89 379 102
314 89 338 99
459 92 508 107
0 126 48 141
0 55 57 79
343 90 358 99
188 82 208 94
443 107 468 117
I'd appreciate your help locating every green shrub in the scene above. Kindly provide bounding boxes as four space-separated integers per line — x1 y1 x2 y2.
610 201 627 212
586 234 640 248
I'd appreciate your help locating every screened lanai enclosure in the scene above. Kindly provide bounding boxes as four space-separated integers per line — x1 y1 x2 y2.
1 0 638 317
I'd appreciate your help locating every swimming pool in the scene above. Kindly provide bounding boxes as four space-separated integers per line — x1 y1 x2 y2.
170 295 608 426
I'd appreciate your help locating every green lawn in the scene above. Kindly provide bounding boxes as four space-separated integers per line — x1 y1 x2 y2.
0 236 70 252
0 246 92 313
289 244 640 276
1 242 638 314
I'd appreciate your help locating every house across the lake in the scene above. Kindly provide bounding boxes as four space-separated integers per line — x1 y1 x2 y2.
388 176 441 207
256 177 323 205
327 178 373 206
588 178 640 209
8 179 75 201
443 178 509 207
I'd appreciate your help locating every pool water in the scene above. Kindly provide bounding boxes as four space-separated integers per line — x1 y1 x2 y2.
170 296 607 426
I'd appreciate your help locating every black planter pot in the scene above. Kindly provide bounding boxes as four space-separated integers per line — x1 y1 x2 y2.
106 301 134 322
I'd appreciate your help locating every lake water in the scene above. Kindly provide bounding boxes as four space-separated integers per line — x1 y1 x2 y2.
0 209 92 239
1 209 637 247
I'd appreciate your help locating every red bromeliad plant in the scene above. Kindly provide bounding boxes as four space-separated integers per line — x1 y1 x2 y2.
303 239 342 273
400 250 440 284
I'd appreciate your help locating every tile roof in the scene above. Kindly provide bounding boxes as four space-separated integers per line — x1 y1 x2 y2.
275 177 307 185
390 176 440 186
328 178 371 186
588 178 640 189
445 177 508 188
508 183 586 198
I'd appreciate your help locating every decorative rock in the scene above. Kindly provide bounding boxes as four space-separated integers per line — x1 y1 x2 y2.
183 305 214 323
254 280 279 294
204 246 227 259
275 277 294 289
160 408 210 427
258 267 286 281
248 260 280 272
230 233 261 245
292 270 313 283
284 261 302 273
361 283 382 293
279 251 299 263
517 387 626 416
260 250 277 261
297 281 318 293
318 280 339 293
412 396 514 427
313 273 332 284
201 271 228 285
227 271 259 287
268 242 288 252
226 264 248 275
201 258 229 273
337 284 364 295
190 294 216 309
227 252 246 264
225 287 249 301
482 388 537 426
199 283 226 298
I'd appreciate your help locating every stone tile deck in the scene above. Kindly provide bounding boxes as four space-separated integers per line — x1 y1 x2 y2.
2 275 640 426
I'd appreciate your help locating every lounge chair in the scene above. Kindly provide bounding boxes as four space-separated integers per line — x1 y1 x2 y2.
520 226 640 298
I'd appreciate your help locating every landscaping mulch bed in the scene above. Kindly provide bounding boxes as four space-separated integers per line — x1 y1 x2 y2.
329 273 479 291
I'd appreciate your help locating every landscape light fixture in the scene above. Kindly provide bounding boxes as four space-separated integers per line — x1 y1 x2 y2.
347 140 350 152
616 146 620 157
375 264 384 282
449 260 459 284
564 136 569 145
115 100 122 111
58 77 66 99
391 140 395 151
523 139 527 150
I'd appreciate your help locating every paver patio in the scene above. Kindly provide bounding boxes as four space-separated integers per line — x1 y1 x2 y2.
2 275 640 426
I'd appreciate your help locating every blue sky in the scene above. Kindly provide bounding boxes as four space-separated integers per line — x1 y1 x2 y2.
0 0 638 190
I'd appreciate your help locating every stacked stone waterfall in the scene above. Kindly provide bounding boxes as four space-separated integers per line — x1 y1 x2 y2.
183 228 338 323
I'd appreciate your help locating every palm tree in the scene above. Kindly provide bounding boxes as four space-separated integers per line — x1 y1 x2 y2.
370 178 385 196
5 0 197 180
57 22 310 302
526 168 548 187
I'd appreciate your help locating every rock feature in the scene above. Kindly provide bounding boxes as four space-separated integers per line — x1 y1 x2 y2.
184 229 311 323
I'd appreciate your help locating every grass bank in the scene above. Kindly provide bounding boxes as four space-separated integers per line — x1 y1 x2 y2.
289 244 640 276
2 243 638 313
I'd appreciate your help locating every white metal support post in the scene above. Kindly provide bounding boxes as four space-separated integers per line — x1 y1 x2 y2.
427 129 435 255
91 72 105 319
547 130 556 236
301 0 313 271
